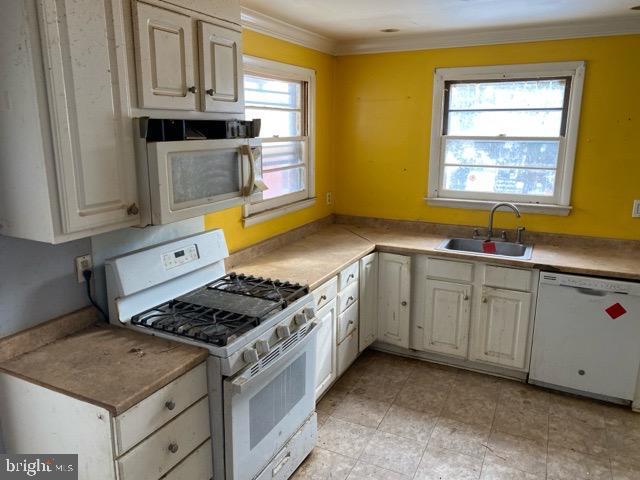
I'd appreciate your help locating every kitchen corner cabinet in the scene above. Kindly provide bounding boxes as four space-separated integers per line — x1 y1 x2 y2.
359 252 379 352
377 253 411 348
0 0 139 243
470 286 532 369
314 298 337 400
133 0 243 113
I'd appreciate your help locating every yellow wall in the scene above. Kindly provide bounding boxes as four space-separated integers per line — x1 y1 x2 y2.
204 30 336 252
334 35 640 239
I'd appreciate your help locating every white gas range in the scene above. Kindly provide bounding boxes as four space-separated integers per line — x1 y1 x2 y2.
105 230 318 480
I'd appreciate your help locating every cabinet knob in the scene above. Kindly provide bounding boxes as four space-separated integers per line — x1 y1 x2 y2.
401 301 407 306
482 297 487 303
578 369 586 376
188 86 198 94
126 203 139 215
206 88 214 96
168 442 179 454
463 294 469 301
165 400 176 411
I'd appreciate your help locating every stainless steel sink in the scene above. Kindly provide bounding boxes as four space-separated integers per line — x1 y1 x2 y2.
437 237 533 260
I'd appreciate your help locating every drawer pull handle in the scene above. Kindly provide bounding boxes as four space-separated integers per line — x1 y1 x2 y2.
317 294 327 304
165 400 176 411
168 442 179 454
348 320 354 325
348 274 355 280
401 301 407 306
347 296 354 302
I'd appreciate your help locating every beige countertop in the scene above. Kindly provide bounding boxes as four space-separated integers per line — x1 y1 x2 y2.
236 223 640 286
0 310 208 415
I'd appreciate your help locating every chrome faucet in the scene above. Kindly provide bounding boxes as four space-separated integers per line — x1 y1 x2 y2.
487 202 521 240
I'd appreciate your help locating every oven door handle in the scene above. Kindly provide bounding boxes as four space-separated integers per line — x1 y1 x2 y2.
228 322 318 395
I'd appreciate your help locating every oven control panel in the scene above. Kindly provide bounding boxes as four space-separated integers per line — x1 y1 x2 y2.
162 244 199 270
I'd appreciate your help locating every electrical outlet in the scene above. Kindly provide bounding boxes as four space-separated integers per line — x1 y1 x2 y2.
75 254 93 283
633 200 640 218
326 191 333 205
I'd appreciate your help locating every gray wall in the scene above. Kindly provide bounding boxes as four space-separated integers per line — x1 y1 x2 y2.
0 235 90 337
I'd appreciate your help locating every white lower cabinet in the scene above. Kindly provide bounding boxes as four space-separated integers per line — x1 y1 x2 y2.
314 298 337 400
359 253 379 352
470 286 532 369
337 327 359 376
377 253 411 349
419 279 472 358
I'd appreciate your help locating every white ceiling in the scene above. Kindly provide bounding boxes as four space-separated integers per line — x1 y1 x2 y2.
240 0 640 41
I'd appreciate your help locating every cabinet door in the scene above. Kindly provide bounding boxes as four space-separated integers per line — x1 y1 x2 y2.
359 253 378 352
315 299 337 400
39 0 139 234
377 253 411 348
133 1 197 110
198 21 244 113
421 280 471 358
471 287 532 369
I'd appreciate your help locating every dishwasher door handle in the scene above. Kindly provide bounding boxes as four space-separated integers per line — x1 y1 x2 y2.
558 284 624 296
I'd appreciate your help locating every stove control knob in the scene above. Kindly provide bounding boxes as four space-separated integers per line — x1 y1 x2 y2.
303 307 316 319
243 348 259 364
255 339 270 355
276 325 291 339
294 312 308 326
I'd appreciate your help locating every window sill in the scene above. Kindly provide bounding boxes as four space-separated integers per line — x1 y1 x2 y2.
243 198 316 227
425 197 572 216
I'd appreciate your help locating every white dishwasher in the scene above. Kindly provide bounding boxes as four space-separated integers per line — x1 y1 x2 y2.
530 272 640 402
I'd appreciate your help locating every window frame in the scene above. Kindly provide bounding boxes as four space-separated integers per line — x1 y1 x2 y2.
242 56 316 225
426 61 585 215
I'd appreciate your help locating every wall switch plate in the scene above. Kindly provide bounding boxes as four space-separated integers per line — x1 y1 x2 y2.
326 192 333 205
633 200 640 218
75 254 93 283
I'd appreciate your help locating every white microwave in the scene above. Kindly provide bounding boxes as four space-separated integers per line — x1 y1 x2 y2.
135 118 264 226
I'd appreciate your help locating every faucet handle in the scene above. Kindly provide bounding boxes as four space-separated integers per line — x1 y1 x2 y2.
516 226 526 244
500 230 508 241
472 228 480 239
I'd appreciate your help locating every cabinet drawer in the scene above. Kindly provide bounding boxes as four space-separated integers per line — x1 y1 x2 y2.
337 282 359 314
484 265 533 291
114 362 208 455
116 398 210 480
337 301 358 344
313 277 338 310
337 327 359 376
338 262 359 291
426 257 474 283
161 439 212 480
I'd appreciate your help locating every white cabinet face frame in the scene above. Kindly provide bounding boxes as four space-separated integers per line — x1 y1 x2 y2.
133 1 198 110
38 0 139 234
198 21 244 113
377 253 411 349
471 286 533 369
359 253 379 352
315 299 337 400
421 279 472 358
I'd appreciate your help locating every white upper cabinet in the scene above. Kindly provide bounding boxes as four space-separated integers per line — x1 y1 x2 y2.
40 0 140 234
359 253 378 352
133 2 198 110
198 21 244 113
470 286 532 369
420 279 471 358
132 0 243 114
377 253 411 349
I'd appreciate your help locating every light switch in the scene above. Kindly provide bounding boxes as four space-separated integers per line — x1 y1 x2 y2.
633 200 640 218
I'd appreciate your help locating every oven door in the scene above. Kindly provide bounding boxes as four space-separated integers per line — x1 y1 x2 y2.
146 139 262 224
223 322 318 480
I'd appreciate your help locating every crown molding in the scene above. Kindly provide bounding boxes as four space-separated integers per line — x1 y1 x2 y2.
240 7 337 54
335 16 640 55
240 7 640 56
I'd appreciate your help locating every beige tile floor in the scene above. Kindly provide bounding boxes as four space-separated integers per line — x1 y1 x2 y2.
293 350 640 480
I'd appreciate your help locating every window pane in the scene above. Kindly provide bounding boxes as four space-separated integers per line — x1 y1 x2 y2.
444 139 559 168
449 79 567 110
263 167 305 199
244 75 301 109
448 110 562 136
246 108 301 138
262 141 304 170
443 166 556 196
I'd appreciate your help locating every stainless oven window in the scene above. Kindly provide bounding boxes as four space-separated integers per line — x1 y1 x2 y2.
170 148 240 205
249 352 307 449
